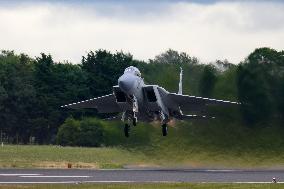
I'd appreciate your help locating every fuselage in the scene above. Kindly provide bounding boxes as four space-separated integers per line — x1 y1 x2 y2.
118 66 145 102
115 66 177 123
116 66 157 121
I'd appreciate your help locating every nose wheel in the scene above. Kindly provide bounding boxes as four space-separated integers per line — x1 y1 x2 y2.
122 111 138 137
124 124 130 138
162 124 168 136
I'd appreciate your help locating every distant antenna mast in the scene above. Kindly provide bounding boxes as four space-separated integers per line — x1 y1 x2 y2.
178 67 183 95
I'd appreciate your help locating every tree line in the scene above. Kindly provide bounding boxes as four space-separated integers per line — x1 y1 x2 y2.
0 48 283 145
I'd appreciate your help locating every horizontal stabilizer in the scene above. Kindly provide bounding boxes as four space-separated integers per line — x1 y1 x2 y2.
181 114 215 120
103 115 121 121
167 93 240 112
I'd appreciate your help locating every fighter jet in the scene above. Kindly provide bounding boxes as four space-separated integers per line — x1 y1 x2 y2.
62 66 239 137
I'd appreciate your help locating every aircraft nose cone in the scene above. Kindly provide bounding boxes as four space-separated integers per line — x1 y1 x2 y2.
118 74 136 93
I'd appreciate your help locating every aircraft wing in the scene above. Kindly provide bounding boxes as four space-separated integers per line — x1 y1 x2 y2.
61 94 121 113
167 93 239 112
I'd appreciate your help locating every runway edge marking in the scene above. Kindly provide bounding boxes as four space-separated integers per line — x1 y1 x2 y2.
201 182 284 184
0 181 179 184
0 174 41 176
0 181 283 184
20 176 91 178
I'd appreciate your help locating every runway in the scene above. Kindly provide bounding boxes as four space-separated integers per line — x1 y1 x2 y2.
0 168 283 184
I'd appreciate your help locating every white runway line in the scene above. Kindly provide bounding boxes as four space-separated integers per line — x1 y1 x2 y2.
0 181 175 184
98 169 244 172
204 169 241 172
0 174 41 176
20 175 91 178
86 181 175 183
0 181 80 184
201 182 284 184
0 181 283 184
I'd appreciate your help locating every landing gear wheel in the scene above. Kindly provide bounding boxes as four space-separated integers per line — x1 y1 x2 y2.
162 124 168 136
132 117 137 126
124 124 130 138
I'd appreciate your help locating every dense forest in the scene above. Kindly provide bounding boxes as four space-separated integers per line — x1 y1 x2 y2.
0 48 283 145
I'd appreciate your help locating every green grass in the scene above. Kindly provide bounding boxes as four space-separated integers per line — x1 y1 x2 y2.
0 145 148 169
0 183 284 189
1 117 284 169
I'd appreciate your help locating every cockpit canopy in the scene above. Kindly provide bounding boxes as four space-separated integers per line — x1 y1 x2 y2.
124 66 141 77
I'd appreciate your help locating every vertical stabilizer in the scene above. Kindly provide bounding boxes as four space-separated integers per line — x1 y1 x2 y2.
178 67 183 94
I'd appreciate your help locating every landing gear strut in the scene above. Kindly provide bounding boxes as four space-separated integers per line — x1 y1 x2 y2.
132 117 137 126
132 96 138 127
162 124 168 136
124 123 130 138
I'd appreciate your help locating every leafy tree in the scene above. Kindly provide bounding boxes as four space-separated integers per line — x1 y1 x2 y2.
76 118 104 147
0 84 8 111
247 47 282 65
32 53 57 142
56 117 80 146
213 66 238 101
81 50 137 96
0 51 36 143
149 49 198 65
0 83 8 137
236 47 284 124
237 50 274 125
56 118 104 147
29 118 49 144
32 53 92 143
199 65 217 97
214 59 235 72
279 77 284 117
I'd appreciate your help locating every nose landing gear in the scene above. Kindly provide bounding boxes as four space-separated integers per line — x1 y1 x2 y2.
122 112 137 138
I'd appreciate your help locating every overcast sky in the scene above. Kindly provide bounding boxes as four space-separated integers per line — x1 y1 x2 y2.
0 0 283 64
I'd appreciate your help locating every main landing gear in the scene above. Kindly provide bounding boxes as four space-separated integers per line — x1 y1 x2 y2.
160 111 168 136
123 114 137 137
124 123 130 138
162 123 168 136
132 117 137 126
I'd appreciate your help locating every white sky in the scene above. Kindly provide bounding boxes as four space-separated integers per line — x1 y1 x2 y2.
0 1 283 64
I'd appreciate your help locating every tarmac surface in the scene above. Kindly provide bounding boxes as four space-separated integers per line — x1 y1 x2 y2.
0 168 284 184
